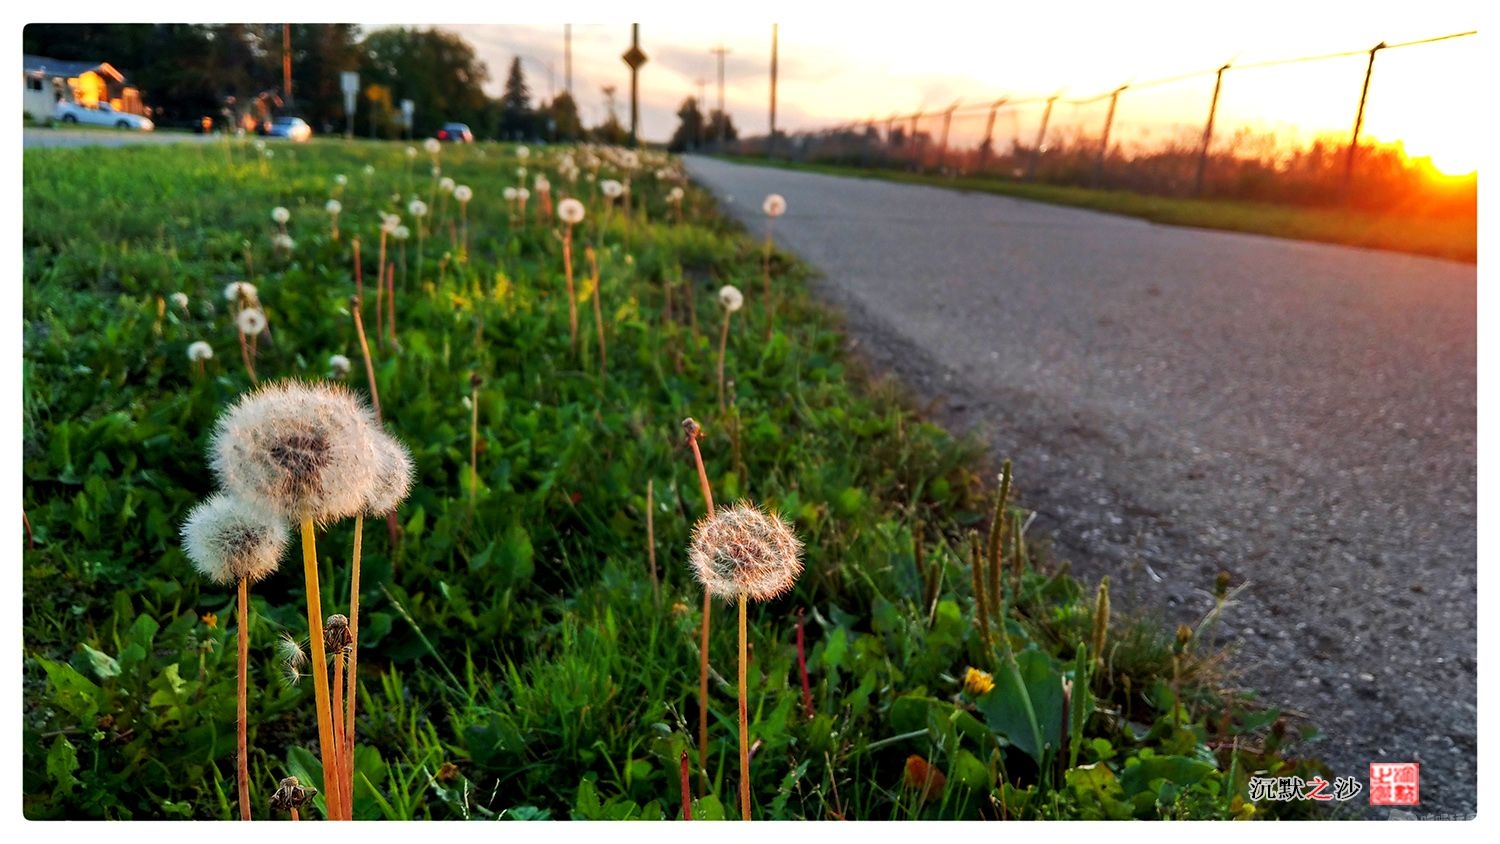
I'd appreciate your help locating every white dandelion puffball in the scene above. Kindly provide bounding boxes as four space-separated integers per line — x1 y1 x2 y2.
601 179 624 198
688 501 804 602
535 175 550 192
425 137 441 155
325 199 342 216
272 233 296 252
380 213 401 234
408 199 428 218
393 225 410 241
503 187 518 201
364 430 415 517
454 185 473 203
516 145 530 160
669 186 684 202
516 188 530 201
224 281 258 303
188 340 214 362
719 285 744 312
558 198 586 225
272 206 290 225
171 292 190 310
763 194 787 217
329 354 352 377
181 492 290 585
254 140 266 153
440 177 456 193
335 174 347 186
363 164 376 177
620 151 639 170
237 307 269 336
209 380 381 525
405 146 417 158
431 165 441 178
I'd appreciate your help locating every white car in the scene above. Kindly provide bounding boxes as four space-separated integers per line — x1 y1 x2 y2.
54 101 155 131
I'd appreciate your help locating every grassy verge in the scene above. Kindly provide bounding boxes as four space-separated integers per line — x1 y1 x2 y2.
720 154 1476 264
23 138 1335 820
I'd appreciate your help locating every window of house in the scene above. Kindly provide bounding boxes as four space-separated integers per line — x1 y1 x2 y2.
27 76 43 91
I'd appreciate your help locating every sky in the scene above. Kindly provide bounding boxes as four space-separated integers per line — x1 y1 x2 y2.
365 0 1484 173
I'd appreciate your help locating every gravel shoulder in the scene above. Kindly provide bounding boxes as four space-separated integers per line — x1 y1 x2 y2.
683 155 1477 818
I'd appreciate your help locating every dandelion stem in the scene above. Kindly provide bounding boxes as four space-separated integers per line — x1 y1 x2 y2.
796 608 813 720
646 479 659 605
738 592 751 821
588 246 607 380
679 750 694 820
469 375 481 511
386 261 397 347
237 328 258 386
299 518 342 821
350 297 382 421
332 650 346 804
685 420 715 783
987 461 1011 630
763 225 775 341
344 513 364 817
970 531 993 660
237 576 251 820
352 237 363 306
563 226 579 353
717 311 732 412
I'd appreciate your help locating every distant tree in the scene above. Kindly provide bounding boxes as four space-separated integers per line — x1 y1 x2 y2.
361 26 489 138
548 91 583 142
498 57 533 140
668 96 705 152
591 85 627 145
706 109 738 145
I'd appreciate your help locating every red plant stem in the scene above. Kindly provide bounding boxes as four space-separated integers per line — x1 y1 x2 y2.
237 328 257 385
23 510 33 550
332 651 346 809
299 519 343 822
343 513 364 817
237 577 251 820
686 423 715 782
796 608 813 720
679 751 693 820
738 593 751 821
350 298 382 421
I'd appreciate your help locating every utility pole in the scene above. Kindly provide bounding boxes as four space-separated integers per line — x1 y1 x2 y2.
282 24 292 107
710 44 731 145
1195 63 1231 197
622 24 648 147
1093 86 1127 188
564 24 572 95
979 98 1006 172
1026 94 1058 182
768 24 779 158
1344 42 1385 202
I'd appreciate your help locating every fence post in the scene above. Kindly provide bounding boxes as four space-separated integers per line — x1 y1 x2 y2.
1027 95 1058 182
978 98 1005 174
938 102 958 173
1093 85 1127 188
1194 63 1230 197
1343 42 1385 201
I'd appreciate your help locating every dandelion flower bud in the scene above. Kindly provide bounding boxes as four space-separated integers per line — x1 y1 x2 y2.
440 176 456 193
237 307 269 336
269 776 316 812
209 380 381 525
454 185 473 204
328 354 351 377
601 179 623 198
718 285 744 312
392 225 410 241
963 667 995 696
503 186 518 201
272 206 290 225
425 137 441 155
408 199 428 218
325 199 342 216
224 281 258 304
763 193 787 217
181 492 290 585
558 198 585 225
334 174 347 186
324 614 352 652
688 502 804 602
364 429 415 516
516 145 530 160
171 291 190 311
188 340 214 362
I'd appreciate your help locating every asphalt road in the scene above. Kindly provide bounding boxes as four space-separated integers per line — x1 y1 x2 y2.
23 127 242 150
683 155 1477 818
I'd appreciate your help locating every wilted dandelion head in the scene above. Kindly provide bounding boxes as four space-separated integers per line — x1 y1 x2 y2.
763 193 787 217
180 492 290 585
408 199 428 218
364 429 415 516
224 281 258 304
600 179 623 199
516 145 530 160
558 198 586 225
424 137 441 155
171 291 190 310
502 186 518 201
718 285 744 313
271 206 290 225
328 354 351 377
454 185 473 204
393 225 410 241
209 380 380 524
440 176 456 193
325 199 342 216
236 307 269 336
187 340 214 362
325 613 352 652
668 186 684 203
334 173 348 186
688 501 804 602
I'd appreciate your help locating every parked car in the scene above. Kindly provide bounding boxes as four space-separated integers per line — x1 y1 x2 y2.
53 101 154 131
437 122 473 143
261 116 312 142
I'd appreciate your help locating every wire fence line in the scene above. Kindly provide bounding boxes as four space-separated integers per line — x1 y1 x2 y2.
733 30 1477 202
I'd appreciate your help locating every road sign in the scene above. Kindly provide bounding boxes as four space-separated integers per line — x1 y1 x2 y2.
622 45 648 70
400 99 414 128
340 71 359 95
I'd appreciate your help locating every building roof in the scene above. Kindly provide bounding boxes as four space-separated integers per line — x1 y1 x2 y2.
23 54 124 82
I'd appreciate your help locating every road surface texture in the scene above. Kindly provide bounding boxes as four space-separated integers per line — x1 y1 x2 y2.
24 127 242 150
684 156 1476 819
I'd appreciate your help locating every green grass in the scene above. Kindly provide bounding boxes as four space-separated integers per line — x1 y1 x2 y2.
22 137 1337 820
721 154 1477 264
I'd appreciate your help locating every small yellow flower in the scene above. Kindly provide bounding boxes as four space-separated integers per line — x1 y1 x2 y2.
201 612 218 630
964 666 994 696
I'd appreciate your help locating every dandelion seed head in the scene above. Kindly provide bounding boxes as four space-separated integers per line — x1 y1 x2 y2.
668 186 684 202
237 307 269 336
408 199 428 218
264 149 275 159
558 198 586 225
334 174 348 186
534 175 550 192
224 281 258 304
188 340 214 362
328 354 351 377
392 224 410 241
364 429 415 517
380 213 401 234
431 165 441 178
718 284 744 312
425 137 441 155
516 145 530 160
271 206 290 225
600 179 623 198
181 492 289 585
171 291 190 310
688 502 803 602
440 176 456 193
515 166 527 180
503 186 518 201
363 164 376 176
209 380 381 525
763 193 787 217
405 146 417 158
325 199 342 216
454 185 473 203
277 632 308 686
620 150 639 170
517 188 530 201
272 233 296 252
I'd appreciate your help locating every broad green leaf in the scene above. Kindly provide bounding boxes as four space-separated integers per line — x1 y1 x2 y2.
46 735 81 794
80 643 120 680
